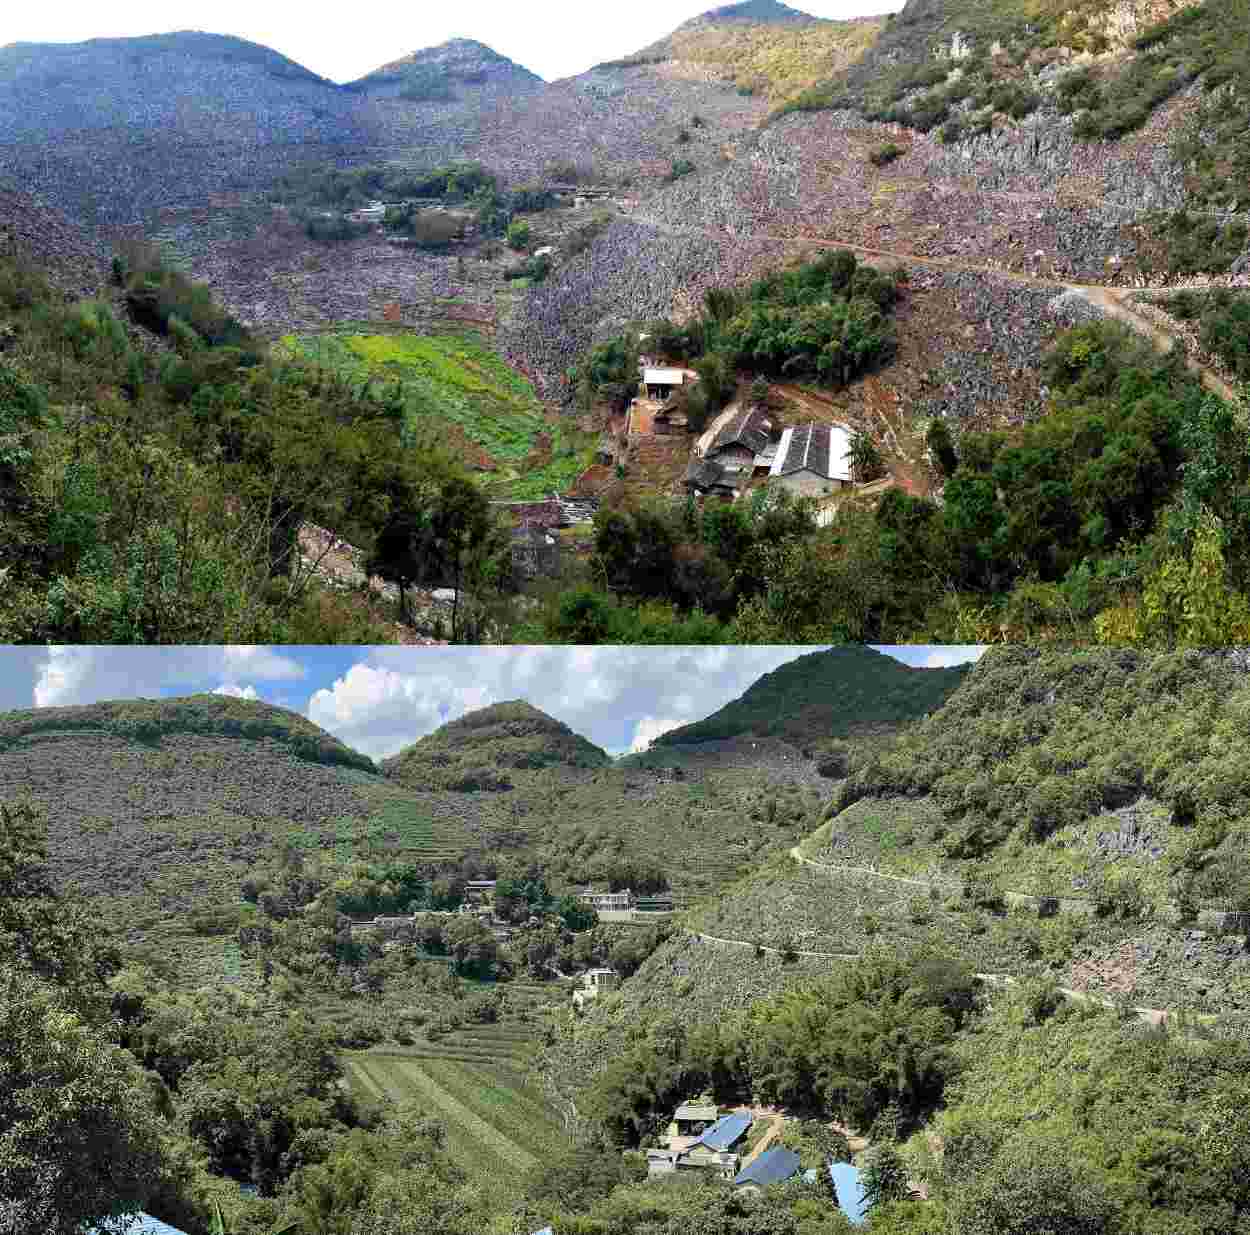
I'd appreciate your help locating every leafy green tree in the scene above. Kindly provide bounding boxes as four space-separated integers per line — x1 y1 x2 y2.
0 968 168 1235
848 432 885 482
948 1140 1119 1235
925 419 958 477
506 219 532 251
861 1145 911 1211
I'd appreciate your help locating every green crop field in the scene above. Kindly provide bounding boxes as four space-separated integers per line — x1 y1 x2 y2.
275 329 595 499
343 1043 569 1203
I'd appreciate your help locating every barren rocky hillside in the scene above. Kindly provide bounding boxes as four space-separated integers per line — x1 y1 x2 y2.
0 181 106 297
0 32 373 228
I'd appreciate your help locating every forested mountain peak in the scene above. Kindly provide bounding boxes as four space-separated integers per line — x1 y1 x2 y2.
380 700 611 791
653 645 971 748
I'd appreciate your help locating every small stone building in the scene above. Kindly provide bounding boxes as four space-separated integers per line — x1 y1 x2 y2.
572 967 619 1009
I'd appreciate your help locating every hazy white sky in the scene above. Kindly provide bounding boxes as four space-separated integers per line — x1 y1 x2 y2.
0 0 900 83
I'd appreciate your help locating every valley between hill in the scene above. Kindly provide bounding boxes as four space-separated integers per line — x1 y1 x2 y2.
3 0 1250 645
11 645 1250 1231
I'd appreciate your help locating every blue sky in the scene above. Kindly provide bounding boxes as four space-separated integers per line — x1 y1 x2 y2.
1 1 903 85
0 645 983 760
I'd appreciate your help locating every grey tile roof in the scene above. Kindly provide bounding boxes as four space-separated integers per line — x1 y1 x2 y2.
685 458 734 492
773 423 853 481
710 409 774 458
733 1145 801 1187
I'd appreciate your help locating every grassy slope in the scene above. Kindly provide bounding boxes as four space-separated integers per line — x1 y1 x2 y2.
652 645 971 748
544 930 839 1110
343 1009 569 1206
274 330 595 499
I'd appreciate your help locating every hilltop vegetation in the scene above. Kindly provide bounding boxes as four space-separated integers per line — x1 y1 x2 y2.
783 0 1250 274
381 701 611 792
620 3 882 101
0 695 372 770
654 646 970 749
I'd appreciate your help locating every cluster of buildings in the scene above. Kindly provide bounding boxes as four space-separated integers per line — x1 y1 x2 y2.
686 408 856 502
641 1103 866 1221
628 359 861 503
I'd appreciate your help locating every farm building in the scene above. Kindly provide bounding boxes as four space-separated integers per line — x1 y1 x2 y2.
733 1145 802 1193
464 879 497 904
768 422 854 496
643 367 687 401
701 409 778 479
634 893 675 913
828 1162 869 1225
88 1214 190 1235
649 1106 753 1179
577 887 633 911
572 967 619 1009
684 457 737 500
670 1101 719 1137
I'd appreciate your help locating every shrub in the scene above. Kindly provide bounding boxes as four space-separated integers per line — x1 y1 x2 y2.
869 142 903 167
505 219 531 251
666 159 696 182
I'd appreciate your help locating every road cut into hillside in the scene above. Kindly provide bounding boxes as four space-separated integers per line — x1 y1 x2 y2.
677 844 1197 1031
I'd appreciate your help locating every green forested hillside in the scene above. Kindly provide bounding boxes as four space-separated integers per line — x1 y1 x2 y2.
380 701 611 791
654 645 970 748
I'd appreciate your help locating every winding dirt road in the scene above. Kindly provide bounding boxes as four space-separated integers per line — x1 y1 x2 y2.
682 845 1183 1029
626 209 1242 402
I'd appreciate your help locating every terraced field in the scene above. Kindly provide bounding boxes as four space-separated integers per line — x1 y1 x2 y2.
343 1015 570 1202
275 329 595 499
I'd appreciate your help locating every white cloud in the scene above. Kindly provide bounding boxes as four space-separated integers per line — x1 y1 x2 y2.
0 1 901 88
630 716 683 752
322 645 821 761
28 646 305 709
307 663 497 760
221 646 305 681
212 683 259 700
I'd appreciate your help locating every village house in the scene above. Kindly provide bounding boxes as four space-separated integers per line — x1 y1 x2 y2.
732 1145 802 1194
768 422 854 496
683 456 737 500
463 879 497 905
572 967 619 1009
669 1101 719 1138
648 1109 754 1179
701 409 778 477
643 366 686 402
577 886 633 912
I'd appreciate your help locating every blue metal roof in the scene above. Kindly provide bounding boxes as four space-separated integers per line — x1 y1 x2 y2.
831 1162 868 1225
697 1109 753 1151
733 1145 801 1187
88 1214 190 1235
